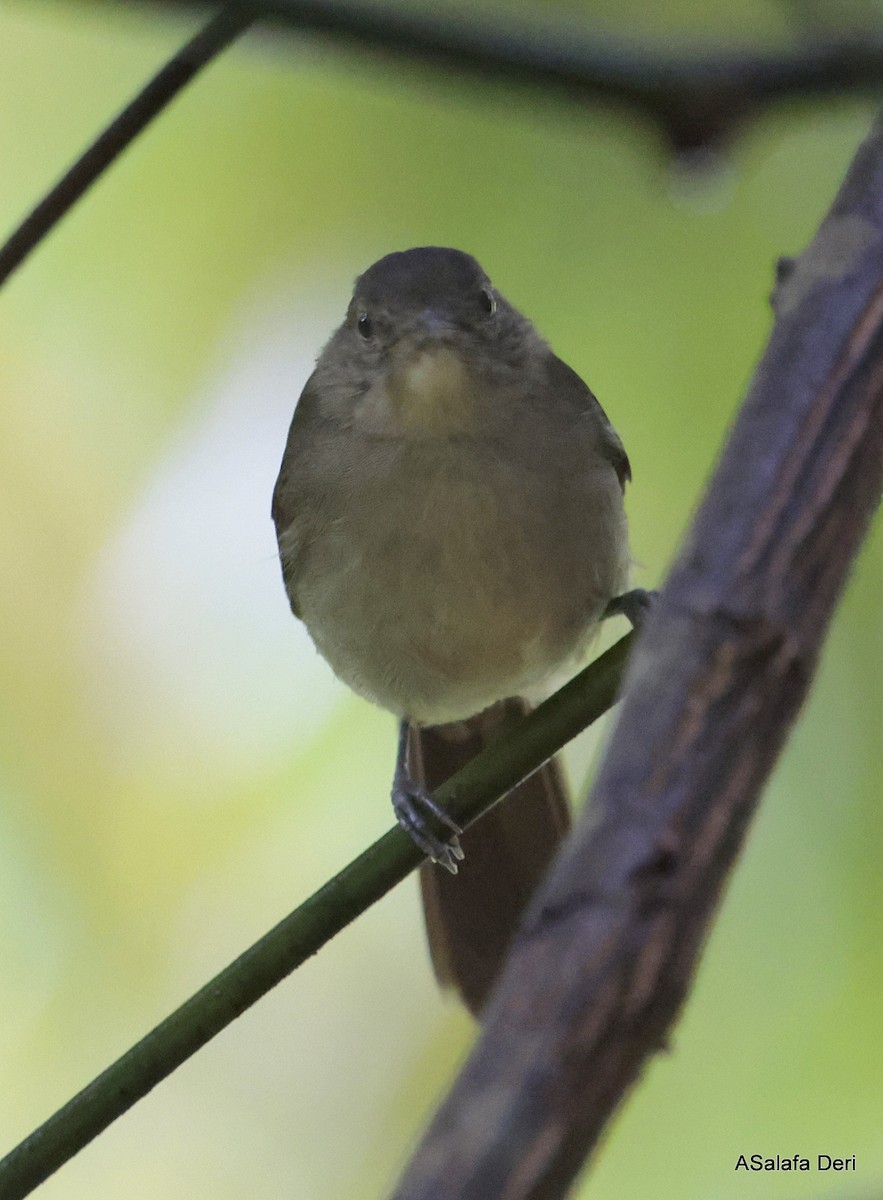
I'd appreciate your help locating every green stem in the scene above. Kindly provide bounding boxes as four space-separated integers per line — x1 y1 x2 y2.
0 632 633 1199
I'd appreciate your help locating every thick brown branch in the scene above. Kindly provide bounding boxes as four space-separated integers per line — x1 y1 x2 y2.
390 116 883 1200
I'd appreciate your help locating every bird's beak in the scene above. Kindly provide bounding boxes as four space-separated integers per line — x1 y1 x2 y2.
418 308 456 339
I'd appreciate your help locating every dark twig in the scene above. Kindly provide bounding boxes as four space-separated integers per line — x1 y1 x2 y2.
390 114 883 1200
115 0 883 150
5 2 883 292
0 4 253 290
0 634 634 1199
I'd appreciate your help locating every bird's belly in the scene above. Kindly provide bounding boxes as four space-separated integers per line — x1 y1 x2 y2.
296 446 627 723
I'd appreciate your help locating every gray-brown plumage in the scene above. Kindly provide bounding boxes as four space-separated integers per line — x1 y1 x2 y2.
272 247 632 1015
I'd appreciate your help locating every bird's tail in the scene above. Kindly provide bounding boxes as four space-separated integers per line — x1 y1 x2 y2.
408 699 570 1017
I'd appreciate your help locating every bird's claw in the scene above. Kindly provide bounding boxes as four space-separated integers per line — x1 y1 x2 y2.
392 776 464 874
603 587 657 631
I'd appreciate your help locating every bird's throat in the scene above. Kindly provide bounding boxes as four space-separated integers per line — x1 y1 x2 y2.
387 346 479 436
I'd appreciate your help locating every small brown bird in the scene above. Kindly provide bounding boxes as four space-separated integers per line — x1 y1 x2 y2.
272 247 642 1015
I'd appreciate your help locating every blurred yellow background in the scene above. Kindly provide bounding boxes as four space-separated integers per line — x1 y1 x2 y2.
1 1 881 1197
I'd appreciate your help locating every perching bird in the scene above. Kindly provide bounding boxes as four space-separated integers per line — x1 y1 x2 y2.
273 247 641 1015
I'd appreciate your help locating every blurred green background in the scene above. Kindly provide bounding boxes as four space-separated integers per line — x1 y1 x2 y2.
1 1 881 1197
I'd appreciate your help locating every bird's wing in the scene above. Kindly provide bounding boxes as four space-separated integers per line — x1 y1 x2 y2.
545 353 631 490
271 372 324 620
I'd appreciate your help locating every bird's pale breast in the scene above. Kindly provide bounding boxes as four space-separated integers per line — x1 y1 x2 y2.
288 396 628 723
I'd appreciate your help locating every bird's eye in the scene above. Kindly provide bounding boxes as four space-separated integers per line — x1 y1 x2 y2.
480 287 496 315
357 312 374 339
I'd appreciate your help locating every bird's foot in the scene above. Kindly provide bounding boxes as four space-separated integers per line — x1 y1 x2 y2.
603 587 657 631
392 773 464 874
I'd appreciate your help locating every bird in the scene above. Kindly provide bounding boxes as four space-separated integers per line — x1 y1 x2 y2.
272 246 643 1015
